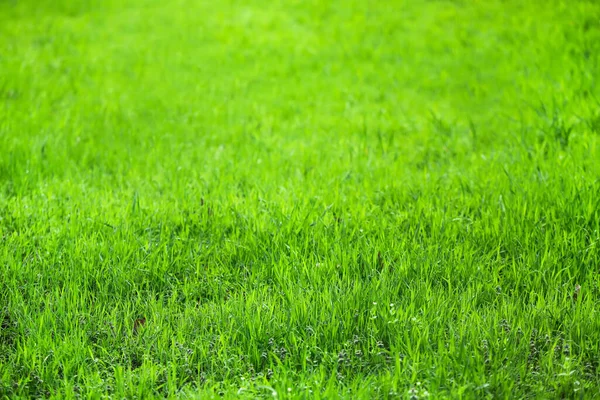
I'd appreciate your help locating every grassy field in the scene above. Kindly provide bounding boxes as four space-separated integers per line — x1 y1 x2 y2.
1 0 600 398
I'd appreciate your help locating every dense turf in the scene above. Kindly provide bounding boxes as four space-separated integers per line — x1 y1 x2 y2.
1 0 600 398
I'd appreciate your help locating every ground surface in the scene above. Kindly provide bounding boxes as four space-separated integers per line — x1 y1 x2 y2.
1 0 600 398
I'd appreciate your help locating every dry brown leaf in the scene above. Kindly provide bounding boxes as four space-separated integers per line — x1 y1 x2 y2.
133 317 146 334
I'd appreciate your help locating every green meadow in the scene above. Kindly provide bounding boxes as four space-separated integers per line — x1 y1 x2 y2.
1 0 600 398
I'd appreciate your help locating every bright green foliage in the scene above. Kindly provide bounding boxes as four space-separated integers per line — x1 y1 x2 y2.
1 0 600 398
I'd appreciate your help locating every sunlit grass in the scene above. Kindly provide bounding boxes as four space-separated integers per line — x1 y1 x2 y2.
1 0 600 398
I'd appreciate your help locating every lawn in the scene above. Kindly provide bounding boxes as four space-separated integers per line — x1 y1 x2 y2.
1 0 600 398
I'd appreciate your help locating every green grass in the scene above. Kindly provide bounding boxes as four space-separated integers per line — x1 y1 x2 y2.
1 0 600 398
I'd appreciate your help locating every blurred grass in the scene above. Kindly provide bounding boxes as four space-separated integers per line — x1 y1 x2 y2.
1 0 600 398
